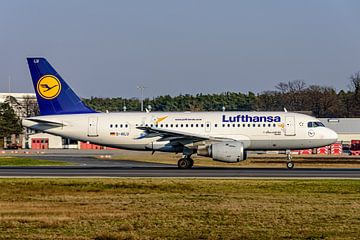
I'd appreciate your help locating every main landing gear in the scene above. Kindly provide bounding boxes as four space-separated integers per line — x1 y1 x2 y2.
286 150 294 169
177 155 194 169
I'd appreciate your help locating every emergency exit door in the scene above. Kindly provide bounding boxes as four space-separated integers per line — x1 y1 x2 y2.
88 117 98 137
285 116 296 136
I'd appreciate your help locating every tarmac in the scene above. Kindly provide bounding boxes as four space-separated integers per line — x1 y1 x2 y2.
1 149 360 178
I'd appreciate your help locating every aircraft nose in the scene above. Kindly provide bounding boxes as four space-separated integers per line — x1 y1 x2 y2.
326 128 338 143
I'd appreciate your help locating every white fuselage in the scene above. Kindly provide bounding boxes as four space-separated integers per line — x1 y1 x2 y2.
23 111 338 152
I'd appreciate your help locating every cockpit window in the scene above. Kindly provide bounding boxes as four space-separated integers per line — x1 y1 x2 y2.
307 122 325 128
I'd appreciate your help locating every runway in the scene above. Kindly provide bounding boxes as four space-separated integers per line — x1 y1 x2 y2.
1 151 360 178
1 165 360 178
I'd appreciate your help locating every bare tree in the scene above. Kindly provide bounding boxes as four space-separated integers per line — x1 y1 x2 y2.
288 80 306 92
275 82 289 93
22 95 39 117
349 71 360 116
350 71 360 95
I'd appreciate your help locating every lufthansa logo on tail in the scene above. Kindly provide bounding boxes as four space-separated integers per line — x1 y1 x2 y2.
37 75 61 100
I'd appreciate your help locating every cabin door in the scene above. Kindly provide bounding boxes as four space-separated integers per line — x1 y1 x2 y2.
88 117 98 137
284 116 296 136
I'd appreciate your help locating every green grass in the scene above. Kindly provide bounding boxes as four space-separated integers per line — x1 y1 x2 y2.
0 157 72 166
0 179 359 239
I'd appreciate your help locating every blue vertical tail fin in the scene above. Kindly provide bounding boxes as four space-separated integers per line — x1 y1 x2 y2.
27 57 96 115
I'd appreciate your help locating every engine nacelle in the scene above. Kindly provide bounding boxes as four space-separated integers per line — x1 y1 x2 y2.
197 141 247 163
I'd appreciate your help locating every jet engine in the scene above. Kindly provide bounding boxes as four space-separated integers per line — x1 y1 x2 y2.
197 141 247 163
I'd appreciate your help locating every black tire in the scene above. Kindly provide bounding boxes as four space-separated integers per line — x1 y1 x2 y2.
287 161 294 169
178 158 193 169
188 158 194 168
178 158 190 169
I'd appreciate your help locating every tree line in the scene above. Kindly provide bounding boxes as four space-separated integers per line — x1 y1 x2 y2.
83 71 360 118
1 70 359 140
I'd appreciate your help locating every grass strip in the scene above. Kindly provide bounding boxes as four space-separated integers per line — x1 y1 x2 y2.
0 178 359 239
0 157 72 166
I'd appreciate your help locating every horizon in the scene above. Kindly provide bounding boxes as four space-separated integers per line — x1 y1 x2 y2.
1 1 359 98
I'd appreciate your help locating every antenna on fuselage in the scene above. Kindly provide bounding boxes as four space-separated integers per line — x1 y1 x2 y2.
284 108 288 112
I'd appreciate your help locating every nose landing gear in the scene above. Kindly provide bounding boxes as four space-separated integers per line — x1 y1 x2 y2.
286 150 294 169
177 155 194 169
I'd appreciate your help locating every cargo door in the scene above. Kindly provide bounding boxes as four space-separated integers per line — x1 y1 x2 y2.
88 117 98 137
285 116 296 136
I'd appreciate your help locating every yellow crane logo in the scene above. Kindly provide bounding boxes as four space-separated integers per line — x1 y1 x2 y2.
37 75 62 100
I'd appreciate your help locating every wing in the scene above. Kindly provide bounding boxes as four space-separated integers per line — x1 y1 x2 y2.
136 126 235 144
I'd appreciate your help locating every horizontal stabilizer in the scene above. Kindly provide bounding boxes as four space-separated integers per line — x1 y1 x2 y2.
25 118 66 127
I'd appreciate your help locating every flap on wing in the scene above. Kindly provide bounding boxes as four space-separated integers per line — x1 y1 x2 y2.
137 126 209 141
136 126 236 142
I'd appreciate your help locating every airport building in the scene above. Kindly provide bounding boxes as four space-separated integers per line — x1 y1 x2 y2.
319 118 360 144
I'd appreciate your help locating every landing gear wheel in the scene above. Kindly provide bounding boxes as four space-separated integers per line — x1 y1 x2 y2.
188 158 194 168
177 158 193 169
287 161 294 169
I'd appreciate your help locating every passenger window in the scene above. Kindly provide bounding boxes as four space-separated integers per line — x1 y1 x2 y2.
253 124 256 127
227 124 230 127
268 123 271 127
238 124 241 127
181 124 184 128
258 124 261 127
214 124 218 127
185 124 189 127
115 124 118 128
175 124 178 128
201 124 204 128
170 124 173 128
232 124 235 127
190 124 194 128
243 124 246 127
222 124 225 127
110 124 113 128
207 123 210 127
160 124 163 127
165 124 168 128
248 124 251 127
263 124 266 127
273 123 276 127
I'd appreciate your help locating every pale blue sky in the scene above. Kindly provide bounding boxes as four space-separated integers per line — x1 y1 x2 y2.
0 0 359 98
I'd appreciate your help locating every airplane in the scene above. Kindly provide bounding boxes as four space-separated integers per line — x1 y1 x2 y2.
22 58 338 169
